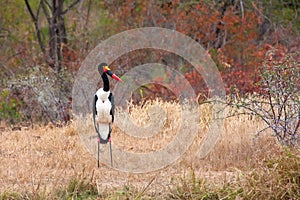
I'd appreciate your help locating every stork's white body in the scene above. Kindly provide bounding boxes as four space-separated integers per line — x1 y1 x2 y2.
95 88 112 141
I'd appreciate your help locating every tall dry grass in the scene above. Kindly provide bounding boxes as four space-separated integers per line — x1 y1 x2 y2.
0 99 292 199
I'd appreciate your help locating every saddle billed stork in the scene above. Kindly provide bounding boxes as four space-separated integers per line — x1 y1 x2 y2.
92 63 121 167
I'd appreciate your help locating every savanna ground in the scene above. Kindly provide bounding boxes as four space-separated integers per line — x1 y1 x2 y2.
1 1 300 199
1 100 298 199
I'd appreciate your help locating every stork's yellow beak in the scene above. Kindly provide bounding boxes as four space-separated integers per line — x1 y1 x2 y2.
103 66 111 73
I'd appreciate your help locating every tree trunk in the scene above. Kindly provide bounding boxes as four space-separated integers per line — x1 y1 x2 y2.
25 0 80 72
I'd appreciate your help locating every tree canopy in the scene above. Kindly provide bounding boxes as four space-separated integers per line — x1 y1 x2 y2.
0 0 299 124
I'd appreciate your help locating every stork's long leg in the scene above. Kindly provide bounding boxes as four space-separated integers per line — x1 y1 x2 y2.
98 138 100 168
109 141 113 167
96 121 100 168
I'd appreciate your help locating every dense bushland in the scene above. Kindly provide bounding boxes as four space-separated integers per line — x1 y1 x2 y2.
1 0 299 126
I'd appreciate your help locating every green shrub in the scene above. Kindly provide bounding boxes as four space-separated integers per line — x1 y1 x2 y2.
0 191 22 200
241 149 300 199
0 89 22 124
168 150 300 199
56 174 99 199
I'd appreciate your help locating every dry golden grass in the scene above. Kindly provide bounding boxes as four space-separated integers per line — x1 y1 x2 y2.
0 99 285 198
0 124 92 194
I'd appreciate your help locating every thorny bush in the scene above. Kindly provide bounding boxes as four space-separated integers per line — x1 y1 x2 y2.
229 51 299 147
7 66 73 125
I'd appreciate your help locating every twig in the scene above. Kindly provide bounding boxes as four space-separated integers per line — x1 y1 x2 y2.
62 0 80 15
134 176 155 199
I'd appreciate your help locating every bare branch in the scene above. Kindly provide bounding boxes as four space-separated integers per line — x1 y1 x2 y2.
61 0 80 15
293 113 300 137
41 0 51 24
85 0 92 29
24 0 37 21
255 126 270 137
24 0 46 55
240 0 244 18
43 0 52 11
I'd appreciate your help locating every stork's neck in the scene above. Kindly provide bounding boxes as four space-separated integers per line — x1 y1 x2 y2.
102 73 110 92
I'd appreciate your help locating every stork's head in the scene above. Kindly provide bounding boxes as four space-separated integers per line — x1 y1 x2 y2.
98 63 122 82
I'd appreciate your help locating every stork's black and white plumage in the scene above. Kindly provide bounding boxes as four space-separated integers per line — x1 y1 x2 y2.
93 63 122 144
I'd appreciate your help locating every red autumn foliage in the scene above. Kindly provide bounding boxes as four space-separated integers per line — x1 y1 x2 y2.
104 0 300 101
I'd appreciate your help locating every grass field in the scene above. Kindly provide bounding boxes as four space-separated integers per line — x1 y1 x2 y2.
0 100 299 199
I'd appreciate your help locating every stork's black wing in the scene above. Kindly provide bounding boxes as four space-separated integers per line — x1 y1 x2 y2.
108 92 115 123
92 94 98 133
